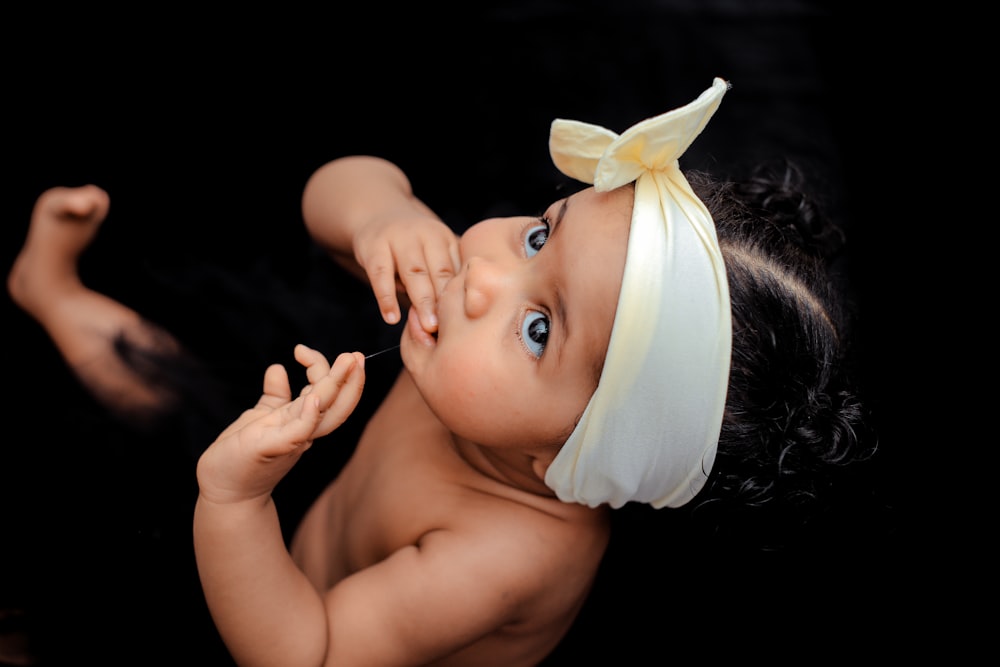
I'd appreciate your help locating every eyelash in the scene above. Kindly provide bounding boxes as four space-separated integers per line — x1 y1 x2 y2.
518 216 552 358
522 216 550 258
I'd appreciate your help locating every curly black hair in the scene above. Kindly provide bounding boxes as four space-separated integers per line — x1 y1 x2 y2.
673 162 876 550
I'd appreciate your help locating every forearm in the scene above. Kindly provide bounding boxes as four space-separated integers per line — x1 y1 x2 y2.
301 155 440 276
193 495 328 667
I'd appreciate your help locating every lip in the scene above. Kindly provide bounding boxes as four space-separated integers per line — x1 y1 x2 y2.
406 306 438 349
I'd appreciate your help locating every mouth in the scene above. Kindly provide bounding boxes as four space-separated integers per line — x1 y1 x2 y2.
406 307 438 349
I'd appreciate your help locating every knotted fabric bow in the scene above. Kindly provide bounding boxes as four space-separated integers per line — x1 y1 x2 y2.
544 78 732 508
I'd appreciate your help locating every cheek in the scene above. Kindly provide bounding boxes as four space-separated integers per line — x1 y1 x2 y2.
424 348 498 405
421 356 510 438
425 360 585 448
420 342 516 423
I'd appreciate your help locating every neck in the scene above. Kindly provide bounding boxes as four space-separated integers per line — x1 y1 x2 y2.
451 437 558 499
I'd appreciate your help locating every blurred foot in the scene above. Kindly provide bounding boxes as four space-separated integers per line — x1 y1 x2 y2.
8 184 110 319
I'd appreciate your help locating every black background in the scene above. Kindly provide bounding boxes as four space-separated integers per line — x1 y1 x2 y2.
3 2 923 664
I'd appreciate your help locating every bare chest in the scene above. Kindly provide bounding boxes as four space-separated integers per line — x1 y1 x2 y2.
290 379 481 587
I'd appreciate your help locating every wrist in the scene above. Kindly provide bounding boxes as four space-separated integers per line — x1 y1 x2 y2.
196 486 273 511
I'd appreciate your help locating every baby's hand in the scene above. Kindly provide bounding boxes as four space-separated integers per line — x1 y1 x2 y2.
196 346 365 505
352 211 460 333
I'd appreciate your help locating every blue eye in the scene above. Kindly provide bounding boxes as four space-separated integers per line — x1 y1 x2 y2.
524 219 549 257
521 310 549 357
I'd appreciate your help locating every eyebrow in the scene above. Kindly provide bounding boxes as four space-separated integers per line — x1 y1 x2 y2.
547 197 570 243
549 197 570 363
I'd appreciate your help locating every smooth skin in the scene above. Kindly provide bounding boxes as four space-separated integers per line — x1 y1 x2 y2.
11 156 632 666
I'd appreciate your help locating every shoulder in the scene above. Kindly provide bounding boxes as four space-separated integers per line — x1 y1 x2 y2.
391 494 610 655
320 497 608 664
437 493 610 605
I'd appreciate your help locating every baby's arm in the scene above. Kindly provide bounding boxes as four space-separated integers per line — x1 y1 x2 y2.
193 346 365 667
301 156 460 333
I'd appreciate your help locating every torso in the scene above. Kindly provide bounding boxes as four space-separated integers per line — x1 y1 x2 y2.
290 370 610 666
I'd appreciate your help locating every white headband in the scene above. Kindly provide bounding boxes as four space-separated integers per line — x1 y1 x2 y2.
543 78 732 509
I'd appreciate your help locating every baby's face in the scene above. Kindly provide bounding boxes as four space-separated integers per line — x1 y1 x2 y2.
401 185 632 450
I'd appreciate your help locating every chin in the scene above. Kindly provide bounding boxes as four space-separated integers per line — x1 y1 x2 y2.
399 319 437 377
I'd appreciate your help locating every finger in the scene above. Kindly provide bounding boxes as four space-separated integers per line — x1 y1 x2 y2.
308 352 360 406
310 352 366 436
363 248 402 325
449 242 461 279
294 344 332 385
398 264 439 333
323 352 366 430
260 364 292 404
425 237 461 297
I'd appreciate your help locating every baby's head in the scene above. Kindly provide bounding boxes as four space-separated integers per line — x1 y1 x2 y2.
402 79 733 507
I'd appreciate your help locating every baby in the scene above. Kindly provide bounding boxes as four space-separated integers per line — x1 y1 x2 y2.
9 78 869 666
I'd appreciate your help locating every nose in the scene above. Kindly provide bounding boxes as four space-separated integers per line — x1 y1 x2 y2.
463 256 507 319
